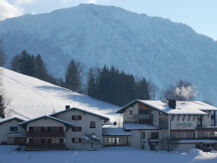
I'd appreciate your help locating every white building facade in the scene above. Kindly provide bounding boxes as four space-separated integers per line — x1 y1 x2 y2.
1 100 217 151
0 117 26 145
115 99 217 151
0 107 109 150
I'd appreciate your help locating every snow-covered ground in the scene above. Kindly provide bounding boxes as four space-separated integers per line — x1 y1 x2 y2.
1 146 217 163
0 68 120 122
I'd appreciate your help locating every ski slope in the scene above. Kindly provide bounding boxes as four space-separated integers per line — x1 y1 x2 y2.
0 68 120 122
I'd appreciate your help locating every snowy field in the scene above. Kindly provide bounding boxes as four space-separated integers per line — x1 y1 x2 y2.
0 68 120 122
1 146 217 163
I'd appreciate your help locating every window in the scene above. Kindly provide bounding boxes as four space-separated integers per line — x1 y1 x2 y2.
41 127 45 132
172 131 194 139
72 115 82 120
139 109 151 115
59 127 64 132
150 132 159 139
10 126 18 132
72 138 82 143
138 119 152 125
141 132 146 139
72 126 82 131
59 138 64 144
130 110 133 115
47 127 51 132
90 121 96 128
29 138 33 144
29 127 33 132
47 138 51 144
41 139 46 144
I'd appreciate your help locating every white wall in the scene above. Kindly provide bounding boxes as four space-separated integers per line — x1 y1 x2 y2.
152 110 159 126
54 110 103 150
123 103 138 122
0 119 25 144
129 130 141 148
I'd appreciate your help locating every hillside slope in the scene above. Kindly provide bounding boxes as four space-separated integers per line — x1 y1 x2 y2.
0 4 217 104
0 68 120 121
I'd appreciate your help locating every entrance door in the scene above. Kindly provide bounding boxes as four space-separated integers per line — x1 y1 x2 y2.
150 143 156 151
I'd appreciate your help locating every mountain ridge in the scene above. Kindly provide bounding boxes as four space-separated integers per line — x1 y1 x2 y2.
0 4 217 105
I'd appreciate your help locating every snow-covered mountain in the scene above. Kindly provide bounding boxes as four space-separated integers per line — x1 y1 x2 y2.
0 4 217 105
0 67 120 122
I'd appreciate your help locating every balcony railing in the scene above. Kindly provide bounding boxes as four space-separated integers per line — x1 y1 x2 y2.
133 114 153 119
27 132 65 137
196 126 217 131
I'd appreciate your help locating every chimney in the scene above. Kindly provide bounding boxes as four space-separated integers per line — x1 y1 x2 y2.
65 105 70 110
168 99 176 109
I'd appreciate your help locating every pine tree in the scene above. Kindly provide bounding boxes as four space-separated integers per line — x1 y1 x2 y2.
135 78 150 100
87 68 97 97
34 54 48 80
0 42 5 66
11 50 34 76
10 51 58 85
11 55 21 71
87 66 152 106
65 60 81 92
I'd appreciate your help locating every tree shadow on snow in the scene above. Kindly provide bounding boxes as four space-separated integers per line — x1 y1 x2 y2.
35 85 119 114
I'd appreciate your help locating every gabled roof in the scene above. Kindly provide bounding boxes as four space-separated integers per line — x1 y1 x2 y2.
50 107 109 121
116 99 139 113
0 117 24 125
117 99 217 115
19 115 74 127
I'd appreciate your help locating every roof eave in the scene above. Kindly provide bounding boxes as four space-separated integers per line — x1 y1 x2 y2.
51 107 109 121
117 99 140 113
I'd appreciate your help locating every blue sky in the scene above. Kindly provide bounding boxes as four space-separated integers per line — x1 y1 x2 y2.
1 0 217 40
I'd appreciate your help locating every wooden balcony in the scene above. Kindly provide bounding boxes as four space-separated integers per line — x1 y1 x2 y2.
27 132 65 137
26 143 66 150
196 126 217 131
133 114 153 119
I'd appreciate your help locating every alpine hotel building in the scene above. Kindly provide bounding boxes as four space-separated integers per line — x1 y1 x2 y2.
0 99 217 151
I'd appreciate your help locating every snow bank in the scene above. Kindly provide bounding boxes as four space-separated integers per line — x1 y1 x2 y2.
1 146 217 163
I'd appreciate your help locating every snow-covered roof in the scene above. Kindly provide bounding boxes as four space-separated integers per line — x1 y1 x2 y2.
19 115 74 127
139 100 217 115
0 117 24 124
51 107 109 121
173 139 217 144
102 127 131 136
117 99 217 115
124 124 159 130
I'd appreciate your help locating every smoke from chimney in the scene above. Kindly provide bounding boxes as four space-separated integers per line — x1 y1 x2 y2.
174 85 197 101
